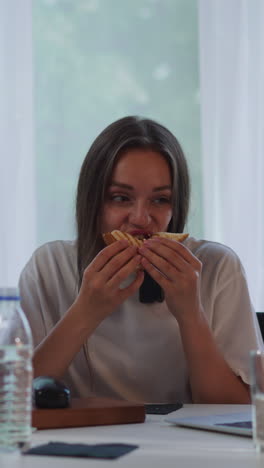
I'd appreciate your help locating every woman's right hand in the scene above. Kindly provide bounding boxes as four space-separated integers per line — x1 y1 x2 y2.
75 240 144 324
32 240 143 379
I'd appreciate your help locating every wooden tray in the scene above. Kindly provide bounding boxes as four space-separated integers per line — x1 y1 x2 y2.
32 397 145 429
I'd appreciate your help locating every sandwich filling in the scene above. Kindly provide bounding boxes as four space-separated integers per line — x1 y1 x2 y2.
102 230 189 247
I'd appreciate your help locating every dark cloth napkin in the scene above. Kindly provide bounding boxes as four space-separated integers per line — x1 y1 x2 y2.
24 441 138 459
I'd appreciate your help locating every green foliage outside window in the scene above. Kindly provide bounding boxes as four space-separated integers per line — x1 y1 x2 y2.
33 0 202 243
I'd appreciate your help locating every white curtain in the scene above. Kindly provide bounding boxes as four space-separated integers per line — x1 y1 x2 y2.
199 0 264 310
0 0 36 287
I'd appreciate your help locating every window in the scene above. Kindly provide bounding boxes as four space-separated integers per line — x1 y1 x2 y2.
33 0 202 245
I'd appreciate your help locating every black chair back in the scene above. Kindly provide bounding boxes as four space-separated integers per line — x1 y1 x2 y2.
257 312 264 341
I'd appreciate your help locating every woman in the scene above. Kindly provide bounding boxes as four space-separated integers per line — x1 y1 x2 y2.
19 116 262 403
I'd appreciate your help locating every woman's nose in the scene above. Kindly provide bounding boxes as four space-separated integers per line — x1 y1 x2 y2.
129 202 151 227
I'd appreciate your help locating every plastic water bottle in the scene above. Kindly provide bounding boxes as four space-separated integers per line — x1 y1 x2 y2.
0 287 33 452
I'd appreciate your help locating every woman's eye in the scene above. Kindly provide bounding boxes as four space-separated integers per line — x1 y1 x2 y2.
110 194 130 202
153 197 171 204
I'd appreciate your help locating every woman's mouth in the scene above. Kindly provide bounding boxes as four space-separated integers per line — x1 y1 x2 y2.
129 230 153 240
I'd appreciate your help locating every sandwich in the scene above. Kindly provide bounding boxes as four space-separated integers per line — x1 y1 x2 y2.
103 230 189 247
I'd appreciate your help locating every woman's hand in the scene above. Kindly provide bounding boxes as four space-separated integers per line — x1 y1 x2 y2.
138 237 203 323
33 240 143 379
76 240 144 324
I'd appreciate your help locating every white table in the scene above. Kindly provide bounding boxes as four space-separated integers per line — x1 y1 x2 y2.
1 404 263 468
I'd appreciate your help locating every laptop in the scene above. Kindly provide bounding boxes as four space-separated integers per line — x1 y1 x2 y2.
166 410 253 437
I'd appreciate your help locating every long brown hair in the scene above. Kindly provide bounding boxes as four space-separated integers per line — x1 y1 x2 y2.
76 116 190 285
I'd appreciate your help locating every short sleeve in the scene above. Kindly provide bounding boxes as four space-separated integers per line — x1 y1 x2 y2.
212 260 263 384
19 260 47 348
18 240 78 350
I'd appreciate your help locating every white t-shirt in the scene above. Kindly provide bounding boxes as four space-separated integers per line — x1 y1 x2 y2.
19 237 263 403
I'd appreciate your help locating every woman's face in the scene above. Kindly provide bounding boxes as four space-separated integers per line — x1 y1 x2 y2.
101 148 173 236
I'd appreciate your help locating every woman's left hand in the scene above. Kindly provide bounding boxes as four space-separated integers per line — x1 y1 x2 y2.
138 237 203 323
139 237 251 404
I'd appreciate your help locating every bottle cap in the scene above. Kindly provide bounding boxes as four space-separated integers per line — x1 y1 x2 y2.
0 287 20 300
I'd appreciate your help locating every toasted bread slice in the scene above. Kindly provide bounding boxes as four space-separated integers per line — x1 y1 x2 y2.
103 230 144 247
102 230 188 246
153 232 189 242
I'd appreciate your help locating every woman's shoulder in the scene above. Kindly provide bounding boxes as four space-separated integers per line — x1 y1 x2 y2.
185 237 250 301
185 236 243 273
21 240 77 278
33 239 76 257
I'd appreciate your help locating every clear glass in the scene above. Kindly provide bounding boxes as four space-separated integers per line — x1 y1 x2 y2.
0 288 33 452
250 350 264 452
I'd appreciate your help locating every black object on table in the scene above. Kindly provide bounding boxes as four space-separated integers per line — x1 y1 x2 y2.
145 402 183 415
33 376 71 409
